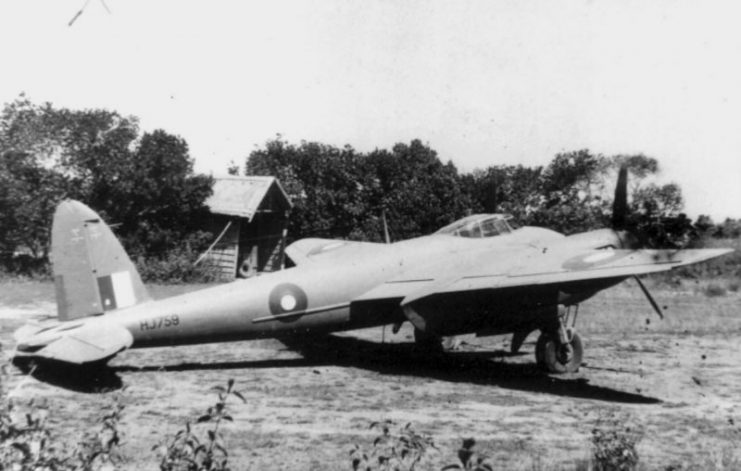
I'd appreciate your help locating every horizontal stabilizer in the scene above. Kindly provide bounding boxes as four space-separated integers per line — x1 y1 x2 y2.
32 324 133 365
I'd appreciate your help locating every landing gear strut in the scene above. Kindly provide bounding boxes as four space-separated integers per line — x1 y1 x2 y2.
536 305 583 374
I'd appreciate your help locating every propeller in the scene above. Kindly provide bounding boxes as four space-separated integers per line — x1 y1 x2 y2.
382 210 391 244
611 164 665 320
611 165 629 231
633 275 664 319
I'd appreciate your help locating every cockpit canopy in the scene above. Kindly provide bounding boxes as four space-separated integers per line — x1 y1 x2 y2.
434 214 517 238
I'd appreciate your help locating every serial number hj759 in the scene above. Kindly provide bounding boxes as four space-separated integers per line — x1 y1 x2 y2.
140 314 180 331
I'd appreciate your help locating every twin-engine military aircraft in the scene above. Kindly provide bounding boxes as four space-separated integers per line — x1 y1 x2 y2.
13 168 732 374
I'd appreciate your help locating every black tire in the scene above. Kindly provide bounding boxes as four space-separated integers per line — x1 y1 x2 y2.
237 259 251 278
538 331 583 374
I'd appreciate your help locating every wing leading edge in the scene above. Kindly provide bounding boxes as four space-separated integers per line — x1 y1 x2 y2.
355 248 733 306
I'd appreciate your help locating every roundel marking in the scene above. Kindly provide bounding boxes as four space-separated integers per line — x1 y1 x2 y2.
268 283 308 322
280 294 297 311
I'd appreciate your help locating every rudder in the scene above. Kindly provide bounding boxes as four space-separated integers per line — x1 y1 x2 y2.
51 200 150 321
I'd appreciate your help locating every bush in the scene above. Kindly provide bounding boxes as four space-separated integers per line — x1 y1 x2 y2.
155 379 245 471
442 438 493 471
135 250 219 284
702 283 727 297
350 420 436 471
590 413 643 471
0 361 124 471
0 254 51 280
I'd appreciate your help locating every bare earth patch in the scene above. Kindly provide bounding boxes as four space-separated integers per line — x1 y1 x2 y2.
2 280 741 470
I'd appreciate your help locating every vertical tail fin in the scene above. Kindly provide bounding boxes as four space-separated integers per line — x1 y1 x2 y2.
51 200 150 321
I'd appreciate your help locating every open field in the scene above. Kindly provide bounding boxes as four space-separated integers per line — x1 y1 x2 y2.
2 278 741 469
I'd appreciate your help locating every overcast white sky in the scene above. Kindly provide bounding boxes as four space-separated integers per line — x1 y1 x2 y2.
1 1 739 220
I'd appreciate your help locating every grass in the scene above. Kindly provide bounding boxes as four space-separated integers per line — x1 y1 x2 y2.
0 279 55 306
3 276 741 470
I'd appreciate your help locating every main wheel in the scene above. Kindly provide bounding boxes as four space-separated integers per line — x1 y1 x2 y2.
536 331 583 374
237 258 252 278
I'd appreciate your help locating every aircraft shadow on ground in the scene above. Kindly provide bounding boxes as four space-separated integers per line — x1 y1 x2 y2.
14 358 123 394
115 335 660 404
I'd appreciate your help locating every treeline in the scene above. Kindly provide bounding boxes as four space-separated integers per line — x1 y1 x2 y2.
1 96 737 280
244 137 719 248
0 96 213 278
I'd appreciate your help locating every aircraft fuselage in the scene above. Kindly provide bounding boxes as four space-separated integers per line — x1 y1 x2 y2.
97 226 617 349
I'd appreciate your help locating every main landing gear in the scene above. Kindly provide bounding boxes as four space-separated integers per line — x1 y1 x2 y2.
535 304 583 374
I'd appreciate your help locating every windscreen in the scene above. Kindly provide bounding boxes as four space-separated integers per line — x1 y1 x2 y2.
434 214 514 238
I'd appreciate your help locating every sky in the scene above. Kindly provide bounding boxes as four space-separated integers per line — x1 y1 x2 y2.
1 0 740 221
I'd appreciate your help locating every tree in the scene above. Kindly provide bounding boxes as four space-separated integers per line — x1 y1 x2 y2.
99 129 214 259
246 137 474 242
0 97 77 259
464 164 541 220
247 137 364 240
360 140 474 240
715 218 741 239
466 151 693 246
0 151 71 259
0 95 213 270
524 150 611 234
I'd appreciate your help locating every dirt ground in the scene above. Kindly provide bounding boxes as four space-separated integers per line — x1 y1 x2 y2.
2 279 741 470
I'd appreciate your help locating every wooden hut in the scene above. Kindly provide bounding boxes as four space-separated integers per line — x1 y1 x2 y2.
200 176 292 280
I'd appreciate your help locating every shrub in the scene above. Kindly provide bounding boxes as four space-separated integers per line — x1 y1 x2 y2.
0 254 51 280
703 283 727 297
350 420 436 471
155 378 245 471
590 413 643 471
442 438 493 471
135 244 220 284
0 361 124 471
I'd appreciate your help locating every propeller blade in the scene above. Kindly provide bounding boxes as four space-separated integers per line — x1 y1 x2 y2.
612 165 629 230
382 210 391 244
633 275 664 319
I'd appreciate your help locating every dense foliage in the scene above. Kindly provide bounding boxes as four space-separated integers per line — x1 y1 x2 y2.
2 95 738 281
246 137 716 248
0 95 213 277
247 138 473 242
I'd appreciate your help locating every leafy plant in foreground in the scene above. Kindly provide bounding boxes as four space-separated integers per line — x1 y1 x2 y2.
442 438 493 471
350 420 436 471
0 358 126 471
71 397 125 470
156 378 245 471
590 412 643 471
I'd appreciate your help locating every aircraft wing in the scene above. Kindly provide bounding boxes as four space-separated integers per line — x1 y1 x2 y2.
17 322 133 365
355 248 733 305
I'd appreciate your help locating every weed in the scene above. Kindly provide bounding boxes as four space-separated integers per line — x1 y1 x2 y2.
590 412 643 471
350 420 436 471
442 438 493 471
156 378 246 471
1 357 127 471
71 397 125 470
